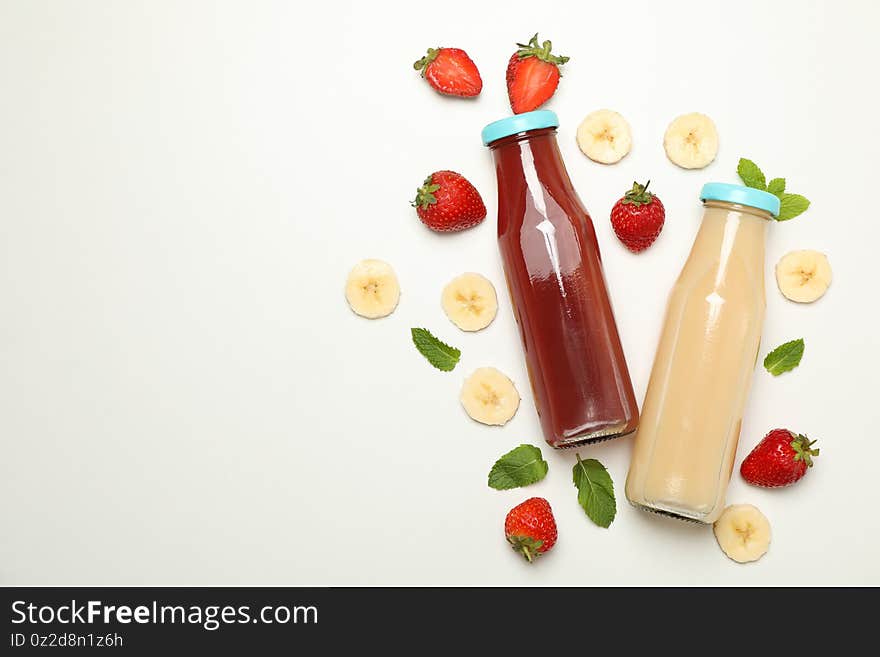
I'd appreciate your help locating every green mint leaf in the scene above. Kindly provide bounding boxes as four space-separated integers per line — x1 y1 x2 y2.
737 158 766 190
776 193 810 221
736 161 810 221
572 454 616 528
767 178 786 196
488 444 549 490
763 338 805 376
410 327 460 372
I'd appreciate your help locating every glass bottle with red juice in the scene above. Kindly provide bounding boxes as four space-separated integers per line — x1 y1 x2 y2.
482 110 639 448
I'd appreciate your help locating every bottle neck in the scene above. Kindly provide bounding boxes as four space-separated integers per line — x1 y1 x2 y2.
693 200 769 271
489 128 573 197
702 200 775 222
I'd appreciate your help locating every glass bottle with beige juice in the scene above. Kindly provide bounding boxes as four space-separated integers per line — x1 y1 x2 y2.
625 183 781 523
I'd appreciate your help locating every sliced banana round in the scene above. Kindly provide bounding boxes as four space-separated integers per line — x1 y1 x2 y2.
344 259 400 319
713 504 771 563
460 367 520 426
441 273 498 331
663 112 718 169
576 109 632 164
775 250 832 303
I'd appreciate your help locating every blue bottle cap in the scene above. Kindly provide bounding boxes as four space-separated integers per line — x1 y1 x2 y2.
700 182 780 217
481 110 559 146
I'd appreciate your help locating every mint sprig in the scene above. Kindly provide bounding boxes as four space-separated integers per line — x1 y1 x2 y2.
736 158 810 221
410 327 460 372
488 444 548 490
572 454 616 528
763 338 805 376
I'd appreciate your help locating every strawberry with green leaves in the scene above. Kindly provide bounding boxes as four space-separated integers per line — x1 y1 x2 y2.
506 34 569 114
740 429 819 488
504 497 557 563
412 170 486 232
610 181 665 253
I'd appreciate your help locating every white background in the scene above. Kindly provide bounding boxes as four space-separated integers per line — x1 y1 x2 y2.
1 0 878 585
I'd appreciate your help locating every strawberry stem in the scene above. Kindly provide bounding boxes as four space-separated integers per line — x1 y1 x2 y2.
507 534 544 563
412 175 441 209
413 48 440 76
621 180 654 206
791 433 819 467
515 33 569 66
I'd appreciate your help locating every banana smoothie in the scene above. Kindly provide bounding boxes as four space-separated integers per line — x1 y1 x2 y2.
625 184 780 523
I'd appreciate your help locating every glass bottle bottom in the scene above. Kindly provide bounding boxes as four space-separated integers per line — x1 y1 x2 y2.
627 500 710 524
549 422 636 449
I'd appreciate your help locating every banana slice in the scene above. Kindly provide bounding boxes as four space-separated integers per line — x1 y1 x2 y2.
441 273 498 331
663 112 718 169
576 109 632 164
775 250 832 303
713 504 771 563
344 259 400 319
460 367 520 426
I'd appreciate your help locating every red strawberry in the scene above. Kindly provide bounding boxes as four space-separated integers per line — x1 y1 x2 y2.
506 34 569 114
741 429 819 488
610 180 666 253
504 497 557 563
413 47 482 97
412 170 486 232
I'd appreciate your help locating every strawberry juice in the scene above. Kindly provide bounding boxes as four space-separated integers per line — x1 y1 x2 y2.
482 111 639 448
